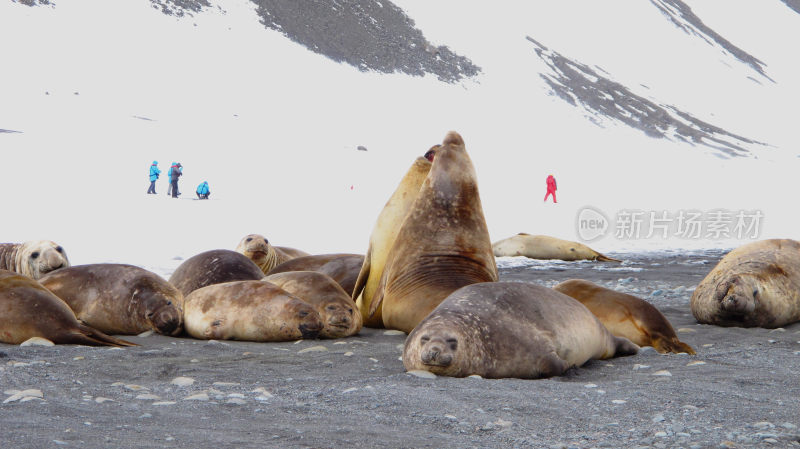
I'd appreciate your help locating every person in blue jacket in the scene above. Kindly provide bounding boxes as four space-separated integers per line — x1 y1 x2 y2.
147 161 160 194
166 162 176 196
196 181 210 199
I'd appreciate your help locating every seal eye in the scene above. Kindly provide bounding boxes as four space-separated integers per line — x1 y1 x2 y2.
446 338 457 350
299 311 309 318
263 239 269 245
166 301 172 306
753 289 758 297
246 237 252 242
424 149 435 162
30 252 40 259
56 246 63 253
326 305 338 311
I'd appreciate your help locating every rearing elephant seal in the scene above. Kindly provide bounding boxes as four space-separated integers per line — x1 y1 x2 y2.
352 151 434 327
554 279 695 354
0 240 70 279
264 271 362 338
235 234 309 274
691 239 800 328
183 280 323 341
492 234 620 262
40 264 184 336
0 270 135 347
169 249 265 297
267 253 365 297
403 282 638 379
370 131 498 333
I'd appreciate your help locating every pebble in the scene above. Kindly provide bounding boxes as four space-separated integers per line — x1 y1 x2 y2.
204 340 229 346
152 401 176 406
252 387 272 397
190 359 199 363
686 361 706 366
94 397 114 403
652 414 666 423
226 398 247 405
406 370 436 379
444 414 458 421
136 394 161 401
369 358 379 363
651 289 664 296
9 362 30 367
212 382 239 387
171 377 195 387
654 431 668 437
298 346 328 354
20 337 54 347
611 399 626 404
677 328 696 333
254 395 273 402
703 344 714 348
753 422 775 430
781 423 797 430
139 413 152 419
343 352 354 357
383 330 405 336
124 384 148 391
342 387 358 394
53 440 68 446
184 393 209 401
633 364 650 370
333 341 347 345
73 356 84 361
584 383 598 388
769 328 786 333
467 374 482 379
137 330 154 338
3 389 43 403
227 393 245 399
653 370 672 377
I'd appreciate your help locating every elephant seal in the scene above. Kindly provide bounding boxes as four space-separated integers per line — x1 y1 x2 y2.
554 279 695 354
169 249 264 296
492 234 620 262
183 280 323 341
0 240 70 279
264 271 362 338
352 152 434 327
39 264 184 336
235 234 309 274
691 239 800 328
370 131 498 333
403 282 638 379
0 270 135 347
267 253 365 297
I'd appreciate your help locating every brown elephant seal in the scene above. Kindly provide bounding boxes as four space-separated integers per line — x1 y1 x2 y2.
183 280 323 341
267 253 365 296
0 240 70 279
0 270 135 347
352 151 434 327
403 282 638 379
554 279 695 354
492 234 620 262
691 239 800 328
234 234 309 274
264 271 362 338
169 249 264 297
39 264 184 336
370 131 498 333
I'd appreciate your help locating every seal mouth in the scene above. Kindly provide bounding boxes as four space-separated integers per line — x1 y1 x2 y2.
421 351 453 367
299 323 322 339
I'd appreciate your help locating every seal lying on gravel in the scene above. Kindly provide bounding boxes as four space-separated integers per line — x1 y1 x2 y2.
0 269 135 347
235 234 309 274
403 282 638 379
183 280 323 341
264 271 362 338
39 264 184 336
492 234 620 262
691 239 800 328
169 249 265 296
267 253 365 297
554 279 695 354
0 240 70 279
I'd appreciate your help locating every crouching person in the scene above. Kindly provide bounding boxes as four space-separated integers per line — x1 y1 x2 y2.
196 181 211 200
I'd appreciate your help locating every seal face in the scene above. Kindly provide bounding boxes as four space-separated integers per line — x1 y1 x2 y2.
264 271 362 338
169 249 265 297
235 234 309 274
403 282 638 379
352 153 433 328
371 131 498 333
0 269 135 347
691 239 800 328
183 280 324 342
492 234 620 262
554 279 695 354
267 253 365 297
0 240 70 279
40 264 184 336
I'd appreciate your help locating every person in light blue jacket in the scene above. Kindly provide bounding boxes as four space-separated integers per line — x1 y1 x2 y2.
196 181 210 199
147 161 160 194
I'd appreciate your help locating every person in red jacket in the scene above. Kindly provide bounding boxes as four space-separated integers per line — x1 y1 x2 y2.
544 174 557 203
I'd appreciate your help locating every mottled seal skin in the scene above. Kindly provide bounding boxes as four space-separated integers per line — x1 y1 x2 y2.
554 279 695 354
169 249 265 297
183 280 323 342
370 131 498 333
492 234 620 262
264 271 362 338
0 240 70 279
235 234 309 274
40 264 184 336
403 282 638 379
352 152 434 328
267 253 365 297
691 239 800 328
0 270 135 347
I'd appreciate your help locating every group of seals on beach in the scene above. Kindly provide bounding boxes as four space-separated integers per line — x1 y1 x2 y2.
2 132 800 380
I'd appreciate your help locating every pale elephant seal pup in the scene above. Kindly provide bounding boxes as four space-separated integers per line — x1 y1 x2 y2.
691 239 800 328
0 240 70 279
40 264 184 336
554 279 695 354
352 151 434 327
183 280 323 341
403 282 638 379
169 249 264 297
0 270 135 347
235 234 309 274
371 131 498 333
264 271 362 338
492 233 620 262
267 253 365 297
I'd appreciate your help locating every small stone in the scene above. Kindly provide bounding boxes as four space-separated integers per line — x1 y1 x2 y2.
212 382 240 387
136 394 161 401
653 370 672 377
406 370 436 379
768 339 777 343
226 398 247 405
53 440 68 446
227 393 245 399
298 346 328 354
124 384 148 391
152 401 176 406
10 362 30 367
254 395 273 402
633 364 650 370
184 393 209 401
584 383 598 388
383 330 405 336
611 399 626 404
769 328 785 333
444 414 458 421
137 330 154 338
467 374 483 379
252 387 272 397
781 423 797 430
342 388 358 394
20 337 55 347
190 359 199 363
333 341 347 345
655 431 668 437
652 414 666 423
73 356 84 361
753 422 775 430
204 340 229 346
651 289 664 297
171 377 195 387
369 358 379 363
686 361 706 366
138 413 152 419
763 438 779 444
3 389 43 403
343 352 354 357
94 397 114 404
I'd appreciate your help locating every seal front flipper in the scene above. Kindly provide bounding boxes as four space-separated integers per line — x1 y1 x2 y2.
611 336 639 357
68 324 137 347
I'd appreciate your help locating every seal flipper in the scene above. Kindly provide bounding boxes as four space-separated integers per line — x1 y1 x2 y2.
595 253 622 263
63 324 137 347
612 336 639 357
536 352 570 379
351 246 371 301
653 336 696 355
